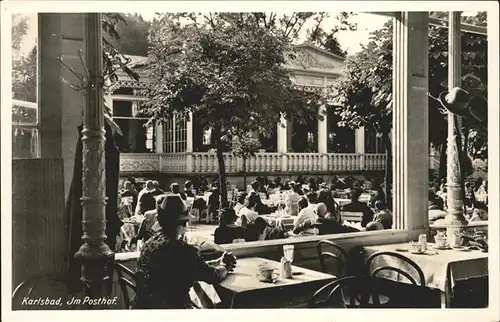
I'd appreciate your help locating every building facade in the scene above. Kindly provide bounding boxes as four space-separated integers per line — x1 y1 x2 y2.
110 44 387 185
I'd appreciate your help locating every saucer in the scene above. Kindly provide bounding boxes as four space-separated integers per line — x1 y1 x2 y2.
409 250 425 254
432 244 451 250
452 246 471 251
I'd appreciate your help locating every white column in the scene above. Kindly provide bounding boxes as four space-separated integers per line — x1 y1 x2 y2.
355 126 365 170
318 78 328 170
186 112 193 152
277 113 288 171
156 121 163 153
392 12 429 240
355 127 365 153
186 112 193 172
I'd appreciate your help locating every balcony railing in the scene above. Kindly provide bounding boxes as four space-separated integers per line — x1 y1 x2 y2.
120 152 386 174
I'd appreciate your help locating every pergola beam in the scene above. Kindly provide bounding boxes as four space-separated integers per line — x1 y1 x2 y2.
368 12 487 36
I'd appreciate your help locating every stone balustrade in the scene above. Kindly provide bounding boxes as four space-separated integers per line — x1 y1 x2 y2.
120 152 386 174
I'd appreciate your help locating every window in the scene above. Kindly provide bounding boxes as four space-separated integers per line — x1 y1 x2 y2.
112 98 154 153
291 118 318 152
12 13 39 159
258 125 277 152
163 114 187 153
364 127 386 153
327 109 355 153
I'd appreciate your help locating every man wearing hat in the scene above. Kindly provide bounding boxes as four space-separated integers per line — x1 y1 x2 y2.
135 194 237 309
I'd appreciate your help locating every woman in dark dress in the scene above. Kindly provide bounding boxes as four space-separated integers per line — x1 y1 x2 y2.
214 208 245 244
134 194 236 309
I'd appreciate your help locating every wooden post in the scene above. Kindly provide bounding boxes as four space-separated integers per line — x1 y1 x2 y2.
445 12 468 244
74 13 115 301
392 12 429 240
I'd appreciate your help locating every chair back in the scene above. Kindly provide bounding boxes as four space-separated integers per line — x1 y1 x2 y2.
115 263 137 309
341 211 363 222
308 276 377 308
316 240 348 276
365 251 425 286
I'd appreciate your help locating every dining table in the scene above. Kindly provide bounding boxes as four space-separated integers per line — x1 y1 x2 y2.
214 257 336 308
260 214 295 230
363 242 489 308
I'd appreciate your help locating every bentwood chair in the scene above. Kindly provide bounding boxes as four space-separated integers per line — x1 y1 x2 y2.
365 251 430 308
115 263 137 309
316 240 348 277
308 276 381 308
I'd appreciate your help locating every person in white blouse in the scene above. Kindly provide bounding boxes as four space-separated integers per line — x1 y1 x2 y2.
293 192 318 230
236 193 259 229
233 192 247 217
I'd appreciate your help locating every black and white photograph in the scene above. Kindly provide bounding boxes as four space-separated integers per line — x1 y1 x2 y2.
1 1 499 321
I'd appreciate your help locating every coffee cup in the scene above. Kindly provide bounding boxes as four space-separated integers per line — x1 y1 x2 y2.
256 264 279 282
409 241 423 253
435 235 447 247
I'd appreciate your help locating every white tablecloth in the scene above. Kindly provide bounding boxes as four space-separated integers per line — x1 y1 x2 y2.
364 243 488 292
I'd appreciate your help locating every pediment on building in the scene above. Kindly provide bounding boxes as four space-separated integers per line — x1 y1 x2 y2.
286 43 345 75
117 44 345 88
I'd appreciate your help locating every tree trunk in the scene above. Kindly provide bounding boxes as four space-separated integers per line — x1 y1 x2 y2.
213 127 229 208
242 157 247 189
382 132 392 208
438 142 447 180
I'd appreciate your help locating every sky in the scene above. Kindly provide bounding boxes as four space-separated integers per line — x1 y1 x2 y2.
16 12 390 56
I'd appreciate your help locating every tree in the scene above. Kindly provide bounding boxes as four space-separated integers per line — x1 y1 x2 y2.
142 13 326 207
427 12 488 169
12 14 38 125
333 12 488 204
332 21 393 204
107 13 151 56
308 12 357 57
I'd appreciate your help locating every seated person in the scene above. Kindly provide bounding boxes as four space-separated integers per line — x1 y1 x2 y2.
292 182 305 196
184 181 196 198
236 193 260 228
233 192 247 216
341 188 374 228
151 181 165 197
370 185 386 208
214 208 245 244
309 203 360 235
207 187 221 222
120 181 138 211
244 217 287 242
372 201 393 229
136 181 157 216
428 190 447 222
134 194 236 309
249 181 274 214
468 202 488 222
293 192 318 229
475 180 488 205
365 221 385 231
135 195 167 244
464 182 476 208
284 188 301 216
171 182 187 200
317 188 336 216
244 217 269 242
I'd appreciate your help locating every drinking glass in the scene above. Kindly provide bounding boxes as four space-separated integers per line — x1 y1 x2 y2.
283 245 294 263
